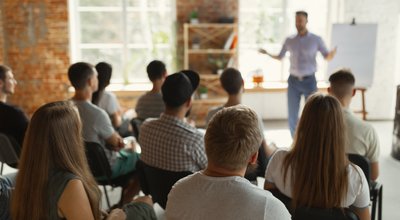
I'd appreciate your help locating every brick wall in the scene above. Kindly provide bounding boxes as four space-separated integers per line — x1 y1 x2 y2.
0 2 4 63
1 0 70 116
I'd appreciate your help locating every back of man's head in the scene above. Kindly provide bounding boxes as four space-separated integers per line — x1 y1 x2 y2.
220 68 243 95
329 69 355 100
68 62 95 90
205 105 262 171
0 65 11 82
162 70 199 109
147 60 166 82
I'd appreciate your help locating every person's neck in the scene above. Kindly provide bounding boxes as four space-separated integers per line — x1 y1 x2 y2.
0 93 7 103
224 94 242 107
203 163 246 177
340 99 351 109
298 29 308 36
149 81 162 94
164 107 187 120
72 89 92 101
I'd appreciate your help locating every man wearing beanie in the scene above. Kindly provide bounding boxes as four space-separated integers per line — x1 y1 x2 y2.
139 70 207 174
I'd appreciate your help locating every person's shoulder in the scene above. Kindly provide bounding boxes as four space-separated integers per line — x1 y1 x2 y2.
272 149 289 159
103 90 117 100
169 173 199 193
140 117 160 130
344 111 375 133
0 102 23 114
308 32 321 38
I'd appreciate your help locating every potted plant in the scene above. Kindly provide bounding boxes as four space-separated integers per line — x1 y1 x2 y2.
208 55 227 75
189 10 199 24
198 86 208 99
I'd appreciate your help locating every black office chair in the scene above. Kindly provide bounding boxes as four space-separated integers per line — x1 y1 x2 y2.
270 189 360 220
348 154 383 220
244 143 269 184
136 160 192 209
0 133 19 174
84 142 136 208
130 118 144 141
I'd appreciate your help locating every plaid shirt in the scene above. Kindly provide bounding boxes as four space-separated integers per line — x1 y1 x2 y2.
139 113 207 172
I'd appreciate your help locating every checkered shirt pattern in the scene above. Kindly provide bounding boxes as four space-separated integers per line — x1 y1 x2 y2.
139 113 207 172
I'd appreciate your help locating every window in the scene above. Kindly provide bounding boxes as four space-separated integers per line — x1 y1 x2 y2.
239 0 337 83
69 0 176 84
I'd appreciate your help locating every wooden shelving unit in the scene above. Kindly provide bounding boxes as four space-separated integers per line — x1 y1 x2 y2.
183 23 238 71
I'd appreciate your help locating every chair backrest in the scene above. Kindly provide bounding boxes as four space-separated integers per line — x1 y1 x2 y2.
270 189 360 220
136 160 192 209
84 142 112 181
348 154 371 186
130 118 144 141
0 133 19 166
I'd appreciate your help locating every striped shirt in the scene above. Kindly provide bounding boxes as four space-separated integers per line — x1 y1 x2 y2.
135 92 165 120
139 113 207 172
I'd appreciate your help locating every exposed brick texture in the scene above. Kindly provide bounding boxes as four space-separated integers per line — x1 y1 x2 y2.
1 0 70 116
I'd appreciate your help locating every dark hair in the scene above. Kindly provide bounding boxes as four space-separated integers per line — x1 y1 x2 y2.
68 62 95 90
329 69 355 99
220 68 243 95
92 62 112 105
0 65 11 81
296 11 308 19
147 60 166 82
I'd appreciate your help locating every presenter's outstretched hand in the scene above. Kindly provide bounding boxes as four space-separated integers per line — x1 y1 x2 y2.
258 48 268 55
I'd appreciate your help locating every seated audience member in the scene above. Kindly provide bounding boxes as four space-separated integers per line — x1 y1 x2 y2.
68 62 140 204
328 69 380 181
11 101 156 220
92 62 122 129
0 173 17 220
135 60 167 121
205 68 276 178
139 70 207 172
0 65 28 156
264 94 370 220
166 105 291 220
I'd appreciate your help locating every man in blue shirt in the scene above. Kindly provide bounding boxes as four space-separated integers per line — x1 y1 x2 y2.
259 11 336 137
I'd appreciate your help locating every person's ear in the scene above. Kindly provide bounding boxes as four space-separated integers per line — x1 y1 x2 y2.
327 87 332 94
186 97 192 108
249 151 258 165
352 88 356 97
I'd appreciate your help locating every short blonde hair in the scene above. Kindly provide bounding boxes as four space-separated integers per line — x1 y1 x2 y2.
205 105 262 170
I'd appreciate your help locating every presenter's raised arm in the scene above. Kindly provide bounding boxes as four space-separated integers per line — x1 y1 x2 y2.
325 46 337 61
258 48 283 61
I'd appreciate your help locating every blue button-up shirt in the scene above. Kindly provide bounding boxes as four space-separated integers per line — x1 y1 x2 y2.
278 32 329 77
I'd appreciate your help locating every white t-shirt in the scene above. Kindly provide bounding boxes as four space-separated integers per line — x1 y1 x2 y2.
343 108 380 162
265 150 370 208
166 172 291 220
98 91 120 115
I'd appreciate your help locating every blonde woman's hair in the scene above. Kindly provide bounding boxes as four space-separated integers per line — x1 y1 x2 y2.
205 105 262 170
282 93 349 209
11 101 101 220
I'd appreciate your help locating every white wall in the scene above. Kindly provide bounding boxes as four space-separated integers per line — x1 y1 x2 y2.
244 0 400 120
342 0 400 119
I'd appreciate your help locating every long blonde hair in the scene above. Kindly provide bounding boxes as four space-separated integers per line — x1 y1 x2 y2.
11 101 101 220
283 93 349 209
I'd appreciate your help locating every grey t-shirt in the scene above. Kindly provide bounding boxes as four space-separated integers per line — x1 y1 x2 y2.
135 92 165 120
166 172 291 220
73 100 116 165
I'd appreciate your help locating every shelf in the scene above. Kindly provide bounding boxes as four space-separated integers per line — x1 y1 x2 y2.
185 23 236 28
188 49 236 54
